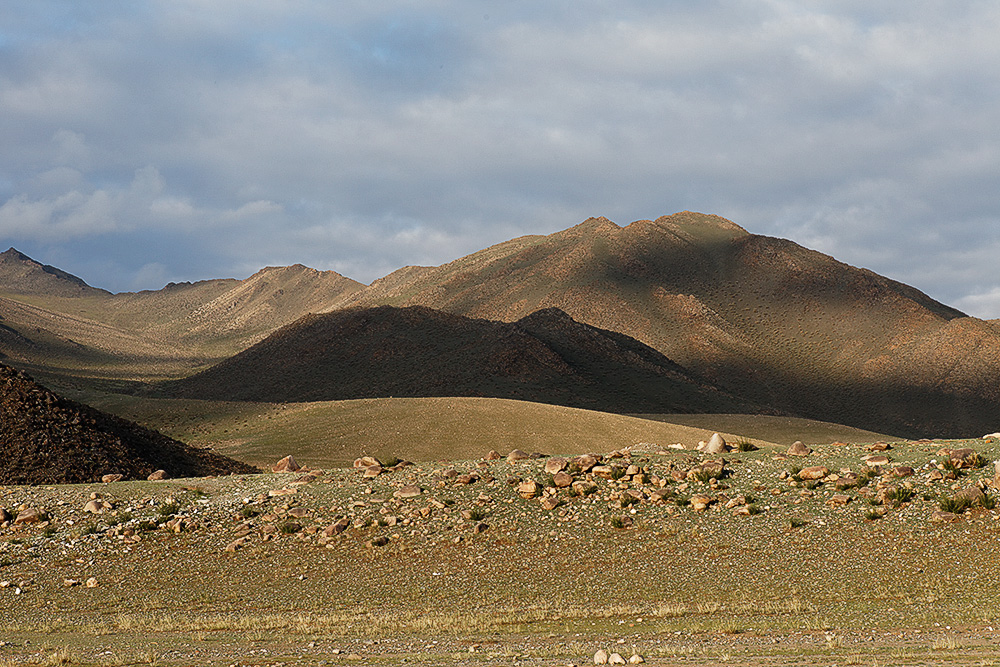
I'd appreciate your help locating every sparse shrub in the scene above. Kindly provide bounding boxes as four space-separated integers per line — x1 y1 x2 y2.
865 509 884 521
939 495 973 514
788 517 807 529
239 506 260 519
620 495 640 508
42 525 58 538
610 516 626 529
137 520 158 532
381 455 402 468
971 453 989 469
81 523 98 536
867 496 882 507
802 480 820 490
982 494 998 510
893 488 916 507
674 496 690 508
735 440 758 452
279 521 301 534
788 466 803 482
746 504 763 515
158 502 180 517
941 459 963 476
467 508 487 522
118 511 134 523
610 466 626 481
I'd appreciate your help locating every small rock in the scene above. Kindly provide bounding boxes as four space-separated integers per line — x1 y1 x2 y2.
83 499 113 514
370 536 389 547
394 485 423 499
272 455 301 473
63 579 81 587
101 474 123 483
930 511 961 523
85 578 98 588
892 466 915 478
363 465 382 478
225 537 247 552
485 450 502 461
474 522 489 534
629 655 645 664
608 653 626 665
147 470 167 481
864 455 891 467
826 494 852 507
835 473 859 490
798 466 829 481
865 442 892 452
353 456 381 468
572 454 601 472
540 497 560 511
690 494 714 512
786 441 812 456
594 649 609 665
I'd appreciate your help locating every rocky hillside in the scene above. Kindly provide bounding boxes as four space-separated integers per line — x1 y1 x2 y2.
163 305 766 415
340 213 998 438
0 362 258 485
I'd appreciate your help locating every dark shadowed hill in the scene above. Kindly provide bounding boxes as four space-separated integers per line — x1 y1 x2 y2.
163 305 768 415
0 362 258 485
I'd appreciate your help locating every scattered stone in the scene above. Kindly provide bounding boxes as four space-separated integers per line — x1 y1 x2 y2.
517 480 541 499
272 455 301 473
892 466 915 478
63 579 80 587
865 455 890 467
954 486 986 507
544 457 568 474
591 465 617 480
594 649 609 665
798 466 829 481
485 450 502 461
474 522 489 534
835 473 859 490
703 433 728 454
540 496 560 511
267 488 297 497
286 507 311 518
506 449 531 464
787 441 812 456
629 654 645 664
101 474 123 483
323 518 351 537
363 465 382 478
572 480 597 497
147 470 167 481
608 653 626 665
827 494 852 507
394 485 422 499
690 494 714 512
370 536 389 547
725 495 747 509
866 442 892 452
85 578 98 588
930 511 961 523
225 537 247 552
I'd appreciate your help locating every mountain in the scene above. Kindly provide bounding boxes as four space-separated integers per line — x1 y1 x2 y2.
0 259 365 380
0 361 258 485
339 213 995 437
164 305 767 415
0 248 109 298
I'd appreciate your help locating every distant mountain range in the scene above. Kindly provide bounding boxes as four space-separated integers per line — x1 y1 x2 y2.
2 211 999 438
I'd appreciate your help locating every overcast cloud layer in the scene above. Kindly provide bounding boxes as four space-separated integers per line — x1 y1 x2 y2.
2 1 999 317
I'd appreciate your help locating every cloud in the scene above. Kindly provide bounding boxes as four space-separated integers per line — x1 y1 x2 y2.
0 1 997 315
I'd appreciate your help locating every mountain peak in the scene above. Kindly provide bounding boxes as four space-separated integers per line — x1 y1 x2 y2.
0 248 106 297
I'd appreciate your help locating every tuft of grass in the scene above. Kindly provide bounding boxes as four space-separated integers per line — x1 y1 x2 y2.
788 517 807 529
157 502 180 517
279 521 301 534
735 439 758 452
865 509 884 521
939 495 974 514
892 487 916 507
466 508 487 522
610 516 626 529
239 505 260 519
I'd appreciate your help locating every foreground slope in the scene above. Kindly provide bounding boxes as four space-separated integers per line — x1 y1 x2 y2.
163 305 764 415
342 212 996 437
0 362 257 484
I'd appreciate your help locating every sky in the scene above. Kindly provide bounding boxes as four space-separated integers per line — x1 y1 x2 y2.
1 2 999 318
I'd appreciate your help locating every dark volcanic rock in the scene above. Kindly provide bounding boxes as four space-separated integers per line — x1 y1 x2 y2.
0 362 258 485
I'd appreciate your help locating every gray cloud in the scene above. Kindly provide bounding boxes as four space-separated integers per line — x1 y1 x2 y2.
0 1 998 317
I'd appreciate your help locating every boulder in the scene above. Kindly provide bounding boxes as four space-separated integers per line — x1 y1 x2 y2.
609 653 627 665
13 508 48 524
572 480 598 497
572 454 601 472
539 496 560 511
786 441 812 456
362 465 382 478
591 465 617 480
485 450 502 461
835 473 859 490
552 472 574 488
544 457 568 475
826 494 852 507
954 486 986 507
101 474 123 483
594 649 609 665
272 455 301 473
865 442 892 452
146 470 168 481
506 449 531 464
517 481 541 499
703 433 728 454
865 455 890 467
353 456 380 468
892 466 915 478
629 654 645 664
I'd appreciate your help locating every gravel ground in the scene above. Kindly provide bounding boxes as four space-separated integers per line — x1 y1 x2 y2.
2 437 1000 666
